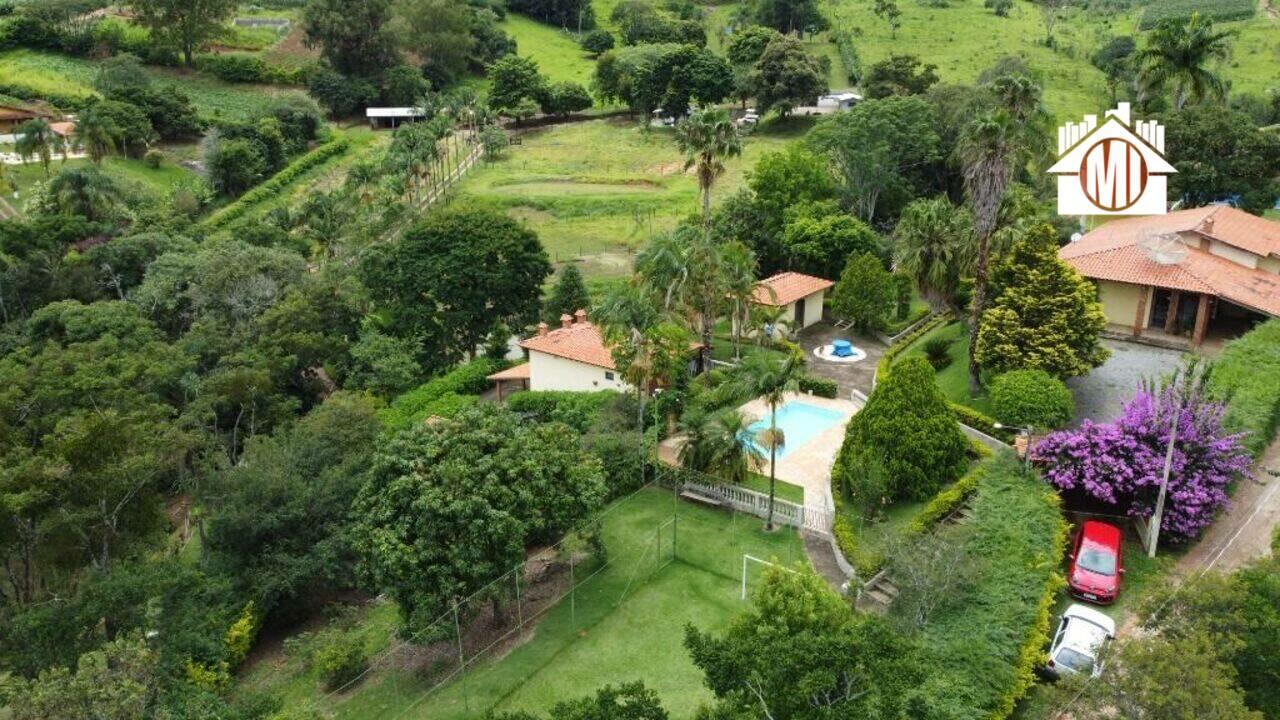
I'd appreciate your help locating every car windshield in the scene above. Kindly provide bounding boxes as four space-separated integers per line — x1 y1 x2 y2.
1078 543 1116 575
1055 647 1095 674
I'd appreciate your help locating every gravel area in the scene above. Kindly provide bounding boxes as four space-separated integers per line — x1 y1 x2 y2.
1067 339 1188 423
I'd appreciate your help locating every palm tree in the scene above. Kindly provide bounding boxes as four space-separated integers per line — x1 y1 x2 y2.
14 119 61 178
957 109 1022 394
595 284 665 478
721 240 758 360
47 166 121 222
1137 13 1232 111
634 224 728 373
750 302 791 347
75 110 120 166
892 196 975 313
673 106 742 227
678 408 764 486
729 345 804 530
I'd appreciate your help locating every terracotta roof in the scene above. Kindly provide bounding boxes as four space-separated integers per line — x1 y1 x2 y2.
48 121 75 137
751 272 834 306
1069 206 1280 259
1061 234 1280 318
520 320 616 370
0 105 41 121
487 363 531 381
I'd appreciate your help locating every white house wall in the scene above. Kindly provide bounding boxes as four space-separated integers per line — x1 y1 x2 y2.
528 350 629 392
800 290 825 328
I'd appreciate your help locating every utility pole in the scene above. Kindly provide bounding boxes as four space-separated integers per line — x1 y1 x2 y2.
1147 404 1181 558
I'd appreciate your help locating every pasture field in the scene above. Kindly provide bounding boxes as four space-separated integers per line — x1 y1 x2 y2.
454 116 810 278
238 487 808 720
0 49 309 120
2 156 196 212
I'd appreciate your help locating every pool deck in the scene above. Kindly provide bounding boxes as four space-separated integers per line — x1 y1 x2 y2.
735 392 862 509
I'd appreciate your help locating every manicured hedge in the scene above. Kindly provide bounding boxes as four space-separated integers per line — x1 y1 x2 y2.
1208 320 1280 457
949 402 1017 443
379 359 505 430
914 455 1068 719
797 374 838 398
202 136 351 230
875 311 951 384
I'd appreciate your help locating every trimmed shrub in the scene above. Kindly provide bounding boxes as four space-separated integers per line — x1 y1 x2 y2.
990 369 1074 430
907 465 982 533
1208 319 1280 457
797 374 838 398
922 336 951 370
380 359 505 430
313 633 368 691
838 358 970 501
507 390 618 432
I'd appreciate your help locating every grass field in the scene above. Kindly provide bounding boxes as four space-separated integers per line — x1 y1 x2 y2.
893 320 994 414
500 14 598 85
2 155 196 211
456 116 811 278
0 49 309 120
239 487 807 720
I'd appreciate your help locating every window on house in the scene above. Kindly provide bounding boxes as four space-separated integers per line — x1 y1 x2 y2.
605 371 615 381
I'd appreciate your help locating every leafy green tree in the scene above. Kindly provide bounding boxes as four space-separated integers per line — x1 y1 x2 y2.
345 330 422 397
389 0 473 85
863 54 939 99
205 137 266 197
807 96 941 223
1164 106 1280 215
752 0 828 38
7 634 165 720
545 264 592 324
1138 13 1233 111
307 67 380 117
1052 629 1263 720
510 0 596 32
634 222 730 371
726 145 836 275
1092 35 1136 101
303 0 400 77
207 392 382 621
726 25 781 66
891 196 974 313
85 232 195 301
727 345 804 529
674 105 741 224
872 0 902 38
678 407 763 486
489 55 548 117
830 252 894 333
581 29 615 56
14 119 62 178
685 567 926 720
989 369 1074 429
353 405 606 634
379 64 431 106
975 225 1108 378
595 43 731 122
748 35 827 117
43 167 122 222
838 357 968 500
360 206 551 371
493 682 667 720
84 100 155 159
126 0 237 66
780 202 881 276
73 107 121 166
541 81 594 117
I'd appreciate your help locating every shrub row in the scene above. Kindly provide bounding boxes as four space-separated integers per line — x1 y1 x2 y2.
874 311 951 384
905 461 984 534
380 358 506 430
797 374 838 398
202 136 351 230
949 402 1017 443
829 29 863 84
1139 0 1254 29
194 53 317 86
918 455 1068 719
507 390 619 432
1208 320 1280 457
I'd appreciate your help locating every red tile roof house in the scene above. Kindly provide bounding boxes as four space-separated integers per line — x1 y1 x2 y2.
487 309 702 397
1060 206 1280 349
744 272 835 337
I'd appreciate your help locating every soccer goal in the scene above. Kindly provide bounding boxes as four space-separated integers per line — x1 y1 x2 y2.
740 554 797 600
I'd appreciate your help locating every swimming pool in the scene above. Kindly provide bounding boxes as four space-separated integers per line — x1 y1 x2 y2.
744 402 845 459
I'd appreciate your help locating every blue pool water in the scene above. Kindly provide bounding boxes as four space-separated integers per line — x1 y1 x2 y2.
744 402 845 459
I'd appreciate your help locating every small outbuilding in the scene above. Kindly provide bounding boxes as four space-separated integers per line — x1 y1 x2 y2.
750 272 834 332
365 107 427 130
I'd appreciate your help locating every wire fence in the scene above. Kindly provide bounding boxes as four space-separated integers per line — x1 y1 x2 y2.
312 471 812 720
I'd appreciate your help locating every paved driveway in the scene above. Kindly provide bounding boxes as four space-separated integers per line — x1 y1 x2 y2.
797 324 886 399
1067 340 1187 423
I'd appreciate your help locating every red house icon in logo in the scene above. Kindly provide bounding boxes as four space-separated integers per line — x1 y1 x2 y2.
1048 103 1176 216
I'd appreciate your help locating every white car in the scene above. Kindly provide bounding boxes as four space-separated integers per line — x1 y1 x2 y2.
1044 604 1115 679
737 109 759 127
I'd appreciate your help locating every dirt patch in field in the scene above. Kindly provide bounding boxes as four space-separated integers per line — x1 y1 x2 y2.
646 161 685 176
263 23 321 68
507 206 556 223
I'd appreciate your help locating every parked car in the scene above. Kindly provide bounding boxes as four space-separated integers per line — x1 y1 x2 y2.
1044 604 1115 680
736 109 759 128
1066 520 1124 604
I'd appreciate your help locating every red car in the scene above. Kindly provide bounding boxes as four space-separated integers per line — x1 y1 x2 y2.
1066 521 1124 604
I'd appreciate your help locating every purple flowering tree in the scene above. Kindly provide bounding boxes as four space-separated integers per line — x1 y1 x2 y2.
1032 382 1251 541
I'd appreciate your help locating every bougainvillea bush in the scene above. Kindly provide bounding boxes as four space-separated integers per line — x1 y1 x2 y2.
1032 383 1251 541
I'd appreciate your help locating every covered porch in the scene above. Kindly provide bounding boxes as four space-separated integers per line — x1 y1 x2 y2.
486 363 530 402
1105 281 1267 352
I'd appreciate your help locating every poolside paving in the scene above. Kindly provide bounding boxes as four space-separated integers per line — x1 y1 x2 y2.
797 324 886 399
736 392 862 510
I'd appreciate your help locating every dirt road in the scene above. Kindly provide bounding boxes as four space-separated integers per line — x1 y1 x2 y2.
1172 437 1280 576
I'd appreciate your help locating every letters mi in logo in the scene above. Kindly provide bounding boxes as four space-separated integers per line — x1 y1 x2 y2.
1048 102 1176 216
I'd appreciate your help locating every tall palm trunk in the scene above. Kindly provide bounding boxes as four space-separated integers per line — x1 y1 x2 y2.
968 232 992 394
765 403 777 531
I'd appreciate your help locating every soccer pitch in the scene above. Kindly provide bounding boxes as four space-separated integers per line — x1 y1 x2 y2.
327 488 809 720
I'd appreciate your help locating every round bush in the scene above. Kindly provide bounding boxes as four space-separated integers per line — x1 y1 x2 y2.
990 369 1074 430
313 634 368 691
143 148 165 168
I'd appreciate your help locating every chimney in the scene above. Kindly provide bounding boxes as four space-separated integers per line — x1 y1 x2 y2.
1201 216 1215 236
536 322 549 336
574 308 587 324
560 313 573 329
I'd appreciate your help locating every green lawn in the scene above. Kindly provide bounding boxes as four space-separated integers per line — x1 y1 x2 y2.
741 472 806 504
0 49 310 121
455 117 811 279
500 14 598 85
239 487 807 720
2 155 197 210
893 320 994 415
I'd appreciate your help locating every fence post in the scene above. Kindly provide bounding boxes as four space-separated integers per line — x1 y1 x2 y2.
514 564 523 629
